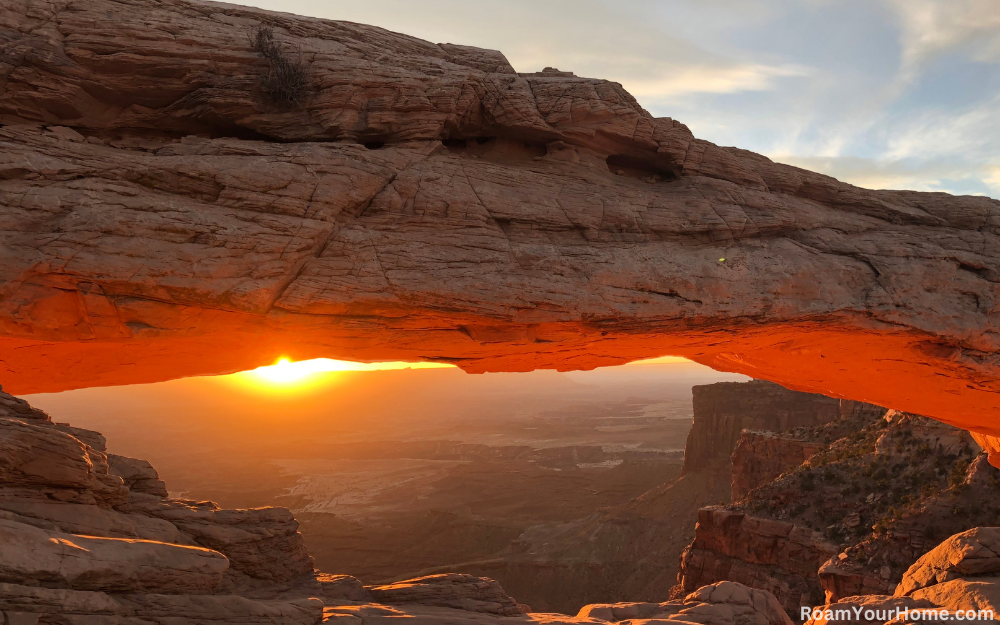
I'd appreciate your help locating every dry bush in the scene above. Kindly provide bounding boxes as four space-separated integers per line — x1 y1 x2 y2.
246 23 306 105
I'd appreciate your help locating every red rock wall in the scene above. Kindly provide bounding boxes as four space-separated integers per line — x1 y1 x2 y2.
682 381 840 474
730 431 825 501
677 506 838 613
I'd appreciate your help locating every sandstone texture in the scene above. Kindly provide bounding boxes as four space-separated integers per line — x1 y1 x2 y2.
369 574 524 616
0 386 330 623
0 0 998 443
894 527 1000 597
0 518 229 593
809 526 1000 625
803 595 939 625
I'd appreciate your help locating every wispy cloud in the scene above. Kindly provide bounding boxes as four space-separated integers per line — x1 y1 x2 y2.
626 63 809 98
984 167 1000 194
882 95 1000 162
774 155 998 196
887 0 1000 78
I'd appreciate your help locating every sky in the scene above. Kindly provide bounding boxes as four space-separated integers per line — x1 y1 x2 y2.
238 0 1000 198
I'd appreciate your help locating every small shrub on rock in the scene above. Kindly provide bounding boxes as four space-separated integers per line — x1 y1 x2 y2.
246 23 306 105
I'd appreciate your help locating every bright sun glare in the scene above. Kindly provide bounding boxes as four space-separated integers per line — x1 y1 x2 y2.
220 357 456 393
217 355 692 394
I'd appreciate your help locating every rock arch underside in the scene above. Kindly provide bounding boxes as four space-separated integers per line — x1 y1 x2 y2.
2 0 1000 452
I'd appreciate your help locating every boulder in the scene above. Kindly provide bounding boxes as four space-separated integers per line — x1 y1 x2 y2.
108 454 169 497
910 578 1000 616
0 417 126 505
675 581 794 625
369 573 523 616
895 528 1000 597
124 496 314 584
575 581 791 625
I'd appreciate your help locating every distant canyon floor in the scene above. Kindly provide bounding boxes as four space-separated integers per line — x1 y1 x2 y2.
25 362 744 613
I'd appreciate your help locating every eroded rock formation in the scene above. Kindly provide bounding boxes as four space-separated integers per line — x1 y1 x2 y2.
678 400 1000 611
1 0 999 443
810 527 1000 625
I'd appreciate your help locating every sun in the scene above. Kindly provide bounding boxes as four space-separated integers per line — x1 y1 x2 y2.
252 358 321 384
218 357 455 394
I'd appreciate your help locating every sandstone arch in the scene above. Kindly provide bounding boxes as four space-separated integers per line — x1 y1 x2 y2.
1 0 999 450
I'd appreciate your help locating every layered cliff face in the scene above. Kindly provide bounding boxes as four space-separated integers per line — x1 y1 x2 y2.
730 432 825 501
0 386 805 625
677 405 1000 613
0 387 326 623
682 380 841 473
678 506 839 610
442 379 840 612
1 0 999 446
730 401 888 500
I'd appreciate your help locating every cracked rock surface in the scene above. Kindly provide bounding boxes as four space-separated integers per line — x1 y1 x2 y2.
1 0 999 443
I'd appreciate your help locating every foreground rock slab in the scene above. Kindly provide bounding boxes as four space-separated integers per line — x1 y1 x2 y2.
0 518 228 593
805 527 1000 625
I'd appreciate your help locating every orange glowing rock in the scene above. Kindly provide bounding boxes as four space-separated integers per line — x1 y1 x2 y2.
0 0 998 451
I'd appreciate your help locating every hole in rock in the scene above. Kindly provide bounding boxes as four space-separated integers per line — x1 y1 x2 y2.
606 154 678 182
363 140 386 150
958 262 994 280
18 356 806 613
